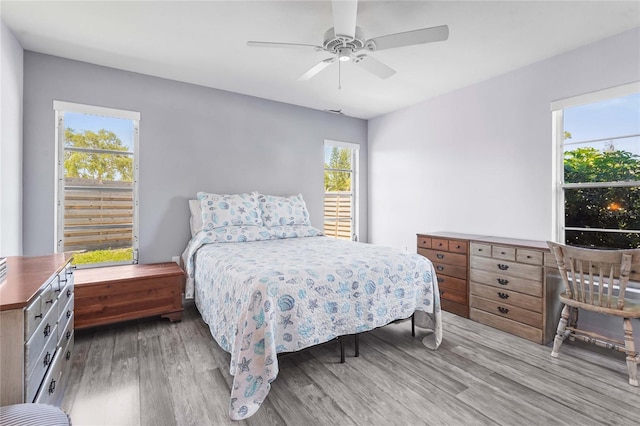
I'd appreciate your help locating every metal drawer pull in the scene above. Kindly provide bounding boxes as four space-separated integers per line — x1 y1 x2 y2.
498 306 509 314
501 251 506 255
497 264 509 270
45 299 53 304
436 254 444 259
34 313 43 320
66 310 72 319
66 350 71 361
48 379 56 394
478 248 483 251
437 278 444 283
66 289 72 297
455 245 461 249
437 243 443 246
43 352 51 367
498 292 509 299
66 330 72 340
497 278 509 285
44 323 51 337
436 266 444 271
54 288 61 293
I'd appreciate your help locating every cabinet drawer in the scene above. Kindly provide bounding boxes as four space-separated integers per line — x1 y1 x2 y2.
470 308 542 343
470 282 542 313
417 236 432 249
436 275 467 293
448 240 467 254
491 245 516 261
25 324 58 403
24 299 58 377
516 249 543 265
470 295 542 328
433 262 467 280
441 299 468 318
470 243 491 257
470 269 542 297
440 287 466 305
34 349 64 405
471 256 542 281
432 239 449 251
57 294 74 335
419 249 467 267
57 279 74 307
24 298 43 340
544 252 558 268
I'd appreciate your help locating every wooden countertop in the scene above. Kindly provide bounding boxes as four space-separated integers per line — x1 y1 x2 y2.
0 253 72 311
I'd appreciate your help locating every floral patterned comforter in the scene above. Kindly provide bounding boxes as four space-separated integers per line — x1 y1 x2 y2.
182 234 442 420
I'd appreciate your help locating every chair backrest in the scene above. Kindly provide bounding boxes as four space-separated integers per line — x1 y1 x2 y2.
547 241 640 310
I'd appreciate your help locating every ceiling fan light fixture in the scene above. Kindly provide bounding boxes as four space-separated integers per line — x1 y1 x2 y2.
337 47 352 62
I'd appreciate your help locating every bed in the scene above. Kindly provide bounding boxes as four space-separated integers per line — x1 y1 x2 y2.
182 192 442 420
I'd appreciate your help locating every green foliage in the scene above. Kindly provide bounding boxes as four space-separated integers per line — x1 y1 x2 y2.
65 128 133 182
73 247 133 265
324 147 351 191
564 147 640 248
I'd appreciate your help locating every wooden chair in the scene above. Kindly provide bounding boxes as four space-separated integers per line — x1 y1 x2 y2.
547 241 640 386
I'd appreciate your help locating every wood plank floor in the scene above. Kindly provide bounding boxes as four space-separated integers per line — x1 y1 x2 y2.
62 303 640 425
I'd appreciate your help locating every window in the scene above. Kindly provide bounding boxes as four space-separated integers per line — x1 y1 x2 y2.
324 140 359 241
54 101 140 267
552 82 640 249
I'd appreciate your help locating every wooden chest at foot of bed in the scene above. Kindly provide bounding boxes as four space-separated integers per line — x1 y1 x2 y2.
73 263 185 329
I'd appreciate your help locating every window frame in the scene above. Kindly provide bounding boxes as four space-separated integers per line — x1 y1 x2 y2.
53 101 140 267
551 81 640 246
324 139 359 241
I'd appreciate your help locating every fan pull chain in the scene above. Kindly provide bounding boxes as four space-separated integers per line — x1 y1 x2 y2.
338 53 342 90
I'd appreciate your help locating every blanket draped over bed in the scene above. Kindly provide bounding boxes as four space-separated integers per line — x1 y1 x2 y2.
183 234 442 420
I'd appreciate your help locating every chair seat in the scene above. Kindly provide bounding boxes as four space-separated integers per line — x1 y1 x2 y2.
0 403 70 426
560 292 640 318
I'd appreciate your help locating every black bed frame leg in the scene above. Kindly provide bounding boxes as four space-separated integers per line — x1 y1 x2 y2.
411 313 415 337
340 336 345 363
354 334 359 357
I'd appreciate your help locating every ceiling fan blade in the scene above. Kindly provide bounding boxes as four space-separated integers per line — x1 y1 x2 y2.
354 55 396 79
332 0 358 40
366 25 449 51
247 41 322 50
298 58 336 81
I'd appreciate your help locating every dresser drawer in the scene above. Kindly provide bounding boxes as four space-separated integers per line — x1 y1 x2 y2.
492 245 516 261
448 240 467 254
471 243 491 257
471 256 543 282
517 249 543 266
419 249 466 267
470 308 542 343
433 262 467 280
25 324 58 403
417 236 432 249
24 299 58 377
432 239 449 251
470 269 542 297
440 287 466 305
34 348 64 406
470 282 542 313
57 294 74 335
470 295 542 328
436 275 467 293
441 299 468 317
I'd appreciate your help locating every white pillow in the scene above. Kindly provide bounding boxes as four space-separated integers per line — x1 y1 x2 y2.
258 194 311 227
197 191 263 230
188 199 203 237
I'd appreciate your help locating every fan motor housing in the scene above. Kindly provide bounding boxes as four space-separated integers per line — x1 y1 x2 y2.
323 27 365 53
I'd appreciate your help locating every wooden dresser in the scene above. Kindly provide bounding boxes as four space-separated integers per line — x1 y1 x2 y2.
469 237 562 345
417 233 563 345
0 254 75 406
417 232 483 318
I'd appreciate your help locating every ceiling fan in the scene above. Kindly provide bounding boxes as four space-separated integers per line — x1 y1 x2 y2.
247 0 449 82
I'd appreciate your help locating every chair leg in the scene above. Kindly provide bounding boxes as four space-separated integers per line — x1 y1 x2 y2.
551 304 570 358
354 334 359 357
623 318 638 386
339 336 345 364
568 307 579 342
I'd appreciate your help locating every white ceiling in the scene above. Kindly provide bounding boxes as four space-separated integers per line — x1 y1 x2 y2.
2 1 639 119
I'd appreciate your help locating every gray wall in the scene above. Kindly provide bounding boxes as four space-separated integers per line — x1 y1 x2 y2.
368 27 640 251
23 52 368 263
0 20 23 256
